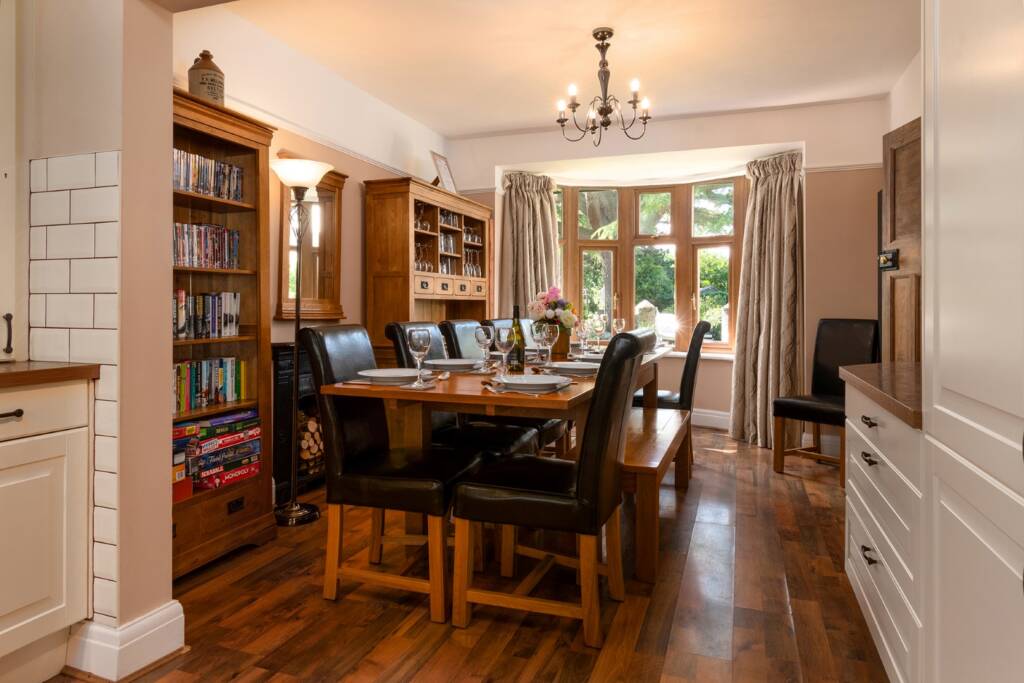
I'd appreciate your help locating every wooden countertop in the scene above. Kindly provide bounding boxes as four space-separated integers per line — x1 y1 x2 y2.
839 362 922 429
0 361 101 389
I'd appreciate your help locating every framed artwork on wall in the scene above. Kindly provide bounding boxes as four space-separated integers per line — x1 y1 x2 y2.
431 151 457 193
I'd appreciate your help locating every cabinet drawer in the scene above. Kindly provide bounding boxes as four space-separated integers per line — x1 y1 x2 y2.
470 279 487 299
413 274 434 295
435 277 454 297
847 492 920 683
0 381 89 443
454 278 471 297
846 387 922 487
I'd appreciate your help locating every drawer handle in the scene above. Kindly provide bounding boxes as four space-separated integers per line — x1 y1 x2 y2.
420 280 430 290
860 415 878 429
441 282 449 291
860 544 880 566
860 451 879 467
0 408 24 421
227 497 245 514
459 284 467 292
2 313 11 354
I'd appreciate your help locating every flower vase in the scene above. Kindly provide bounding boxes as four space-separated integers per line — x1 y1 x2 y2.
551 325 571 360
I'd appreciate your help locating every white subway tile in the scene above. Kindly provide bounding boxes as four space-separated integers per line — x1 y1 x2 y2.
47 154 95 190
46 293 94 328
93 542 118 581
30 227 46 259
70 328 118 364
29 259 69 293
70 186 119 223
95 471 118 509
29 328 69 361
30 159 46 192
46 223 94 259
95 151 120 187
94 399 118 436
94 222 120 258
29 295 45 327
30 190 69 226
96 364 118 401
93 294 119 329
94 507 118 544
93 577 118 618
95 435 118 472
70 257 118 293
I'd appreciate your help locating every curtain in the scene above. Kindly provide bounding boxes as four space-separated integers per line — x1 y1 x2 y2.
499 172 560 312
730 152 804 447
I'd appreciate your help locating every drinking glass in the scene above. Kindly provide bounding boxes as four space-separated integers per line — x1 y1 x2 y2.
586 317 605 351
532 321 556 367
407 328 432 388
474 325 494 369
494 327 515 379
611 317 627 335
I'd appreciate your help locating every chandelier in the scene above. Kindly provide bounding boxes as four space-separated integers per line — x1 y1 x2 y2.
556 27 651 146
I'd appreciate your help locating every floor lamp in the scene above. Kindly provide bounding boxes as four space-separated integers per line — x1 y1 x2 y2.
270 157 333 527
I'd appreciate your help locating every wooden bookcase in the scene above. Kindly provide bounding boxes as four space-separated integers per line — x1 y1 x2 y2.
364 177 493 364
171 90 276 577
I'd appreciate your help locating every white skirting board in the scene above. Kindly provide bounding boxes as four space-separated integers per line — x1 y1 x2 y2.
65 601 183 681
691 409 730 431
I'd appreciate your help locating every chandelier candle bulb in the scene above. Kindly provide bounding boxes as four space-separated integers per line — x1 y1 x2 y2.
630 78 640 94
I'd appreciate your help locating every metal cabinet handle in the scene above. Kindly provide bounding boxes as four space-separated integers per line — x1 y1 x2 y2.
860 544 880 566
860 451 879 467
2 313 11 354
0 408 24 420
419 280 430 290
861 415 878 428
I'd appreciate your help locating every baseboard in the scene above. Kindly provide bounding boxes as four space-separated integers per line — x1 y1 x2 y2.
691 408 730 430
65 601 184 682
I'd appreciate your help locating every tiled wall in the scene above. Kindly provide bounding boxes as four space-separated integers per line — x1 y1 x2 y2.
29 152 121 623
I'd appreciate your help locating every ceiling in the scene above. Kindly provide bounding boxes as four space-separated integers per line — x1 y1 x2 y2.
226 0 919 138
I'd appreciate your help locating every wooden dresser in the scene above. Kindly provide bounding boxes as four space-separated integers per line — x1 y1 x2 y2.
364 178 492 364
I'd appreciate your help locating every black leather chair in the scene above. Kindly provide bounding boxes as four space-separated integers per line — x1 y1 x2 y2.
772 318 880 486
449 332 646 648
299 324 484 623
482 317 535 349
384 322 539 457
632 320 711 409
439 319 569 452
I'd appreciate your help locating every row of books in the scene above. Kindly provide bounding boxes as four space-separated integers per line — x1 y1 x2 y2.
173 148 245 202
173 290 241 339
172 410 262 501
173 222 241 270
173 357 248 415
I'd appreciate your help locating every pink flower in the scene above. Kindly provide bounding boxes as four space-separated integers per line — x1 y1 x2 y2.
546 286 561 303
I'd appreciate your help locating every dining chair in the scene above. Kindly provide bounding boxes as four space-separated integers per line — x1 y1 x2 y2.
449 332 645 648
772 318 880 486
482 317 536 349
299 324 484 623
384 321 539 457
439 319 569 452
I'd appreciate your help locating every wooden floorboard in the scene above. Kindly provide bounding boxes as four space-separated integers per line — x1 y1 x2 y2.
50 428 887 683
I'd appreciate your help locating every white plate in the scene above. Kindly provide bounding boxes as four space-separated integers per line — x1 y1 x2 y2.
548 361 600 374
424 359 481 370
574 353 605 362
358 368 421 384
497 374 570 388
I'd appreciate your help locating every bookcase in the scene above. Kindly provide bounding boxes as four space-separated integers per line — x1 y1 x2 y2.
171 89 276 578
364 177 493 364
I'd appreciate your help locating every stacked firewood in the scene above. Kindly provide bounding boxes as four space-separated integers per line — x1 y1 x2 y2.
297 411 325 477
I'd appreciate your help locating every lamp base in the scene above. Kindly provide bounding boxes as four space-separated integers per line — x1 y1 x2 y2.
274 500 320 527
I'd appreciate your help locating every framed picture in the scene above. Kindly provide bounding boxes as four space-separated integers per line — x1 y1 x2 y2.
431 151 457 194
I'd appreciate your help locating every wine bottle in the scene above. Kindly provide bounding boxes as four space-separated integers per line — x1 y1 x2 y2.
508 305 526 373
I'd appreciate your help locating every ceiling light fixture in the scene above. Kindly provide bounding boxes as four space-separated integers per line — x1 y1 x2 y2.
556 27 651 146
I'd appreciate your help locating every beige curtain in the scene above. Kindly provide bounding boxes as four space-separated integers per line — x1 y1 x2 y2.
730 152 803 447
499 172 560 312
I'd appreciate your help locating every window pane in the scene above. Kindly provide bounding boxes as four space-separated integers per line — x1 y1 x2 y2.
578 189 618 240
634 245 677 341
638 191 672 236
692 182 734 236
697 246 730 342
581 249 614 335
553 189 563 239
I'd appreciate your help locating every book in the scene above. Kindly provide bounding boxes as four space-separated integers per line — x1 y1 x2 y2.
194 460 261 491
186 425 261 457
194 453 259 481
173 148 244 201
186 438 261 476
172 290 241 340
172 358 249 413
173 416 258 442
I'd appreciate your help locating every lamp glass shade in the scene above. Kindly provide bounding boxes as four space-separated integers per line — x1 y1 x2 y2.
271 158 333 190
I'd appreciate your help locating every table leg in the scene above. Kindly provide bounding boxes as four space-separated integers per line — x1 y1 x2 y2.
643 362 659 409
385 399 430 534
635 473 659 582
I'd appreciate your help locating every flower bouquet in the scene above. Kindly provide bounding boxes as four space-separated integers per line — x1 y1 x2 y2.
526 287 577 358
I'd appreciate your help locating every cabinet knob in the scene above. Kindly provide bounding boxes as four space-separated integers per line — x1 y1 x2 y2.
860 451 879 467
420 281 429 290
860 415 879 429
860 544 880 566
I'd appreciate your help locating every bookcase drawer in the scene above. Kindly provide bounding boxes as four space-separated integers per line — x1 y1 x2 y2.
454 278 471 297
199 478 266 538
471 280 487 299
435 277 454 297
413 274 434 295
0 381 89 444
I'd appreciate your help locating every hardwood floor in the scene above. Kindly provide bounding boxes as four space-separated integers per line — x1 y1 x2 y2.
58 428 887 682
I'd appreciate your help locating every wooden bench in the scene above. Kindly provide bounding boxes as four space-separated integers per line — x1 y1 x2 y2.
621 407 691 582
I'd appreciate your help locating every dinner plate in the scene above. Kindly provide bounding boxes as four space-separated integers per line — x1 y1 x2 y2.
548 361 600 375
496 374 570 388
424 359 482 370
357 368 421 384
574 353 606 362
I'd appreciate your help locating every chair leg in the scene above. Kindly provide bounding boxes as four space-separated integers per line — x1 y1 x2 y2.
604 506 625 601
426 515 447 623
812 422 822 452
839 426 847 490
579 534 603 648
452 517 473 628
472 522 485 573
369 508 384 564
323 503 343 600
500 524 516 578
773 415 786 473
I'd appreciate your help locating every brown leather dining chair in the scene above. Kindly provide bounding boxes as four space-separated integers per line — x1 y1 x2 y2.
449 331 646 647
299 324 484 623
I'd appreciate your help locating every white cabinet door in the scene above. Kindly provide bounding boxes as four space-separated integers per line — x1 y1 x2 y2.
0 428 88 658
0 0 16 361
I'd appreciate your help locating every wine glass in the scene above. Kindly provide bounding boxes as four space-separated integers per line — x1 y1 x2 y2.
474 325 494 370
611 317 627 335
586 316 606 351
494 327 515 379
407 328 432 388
532 321 556 367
